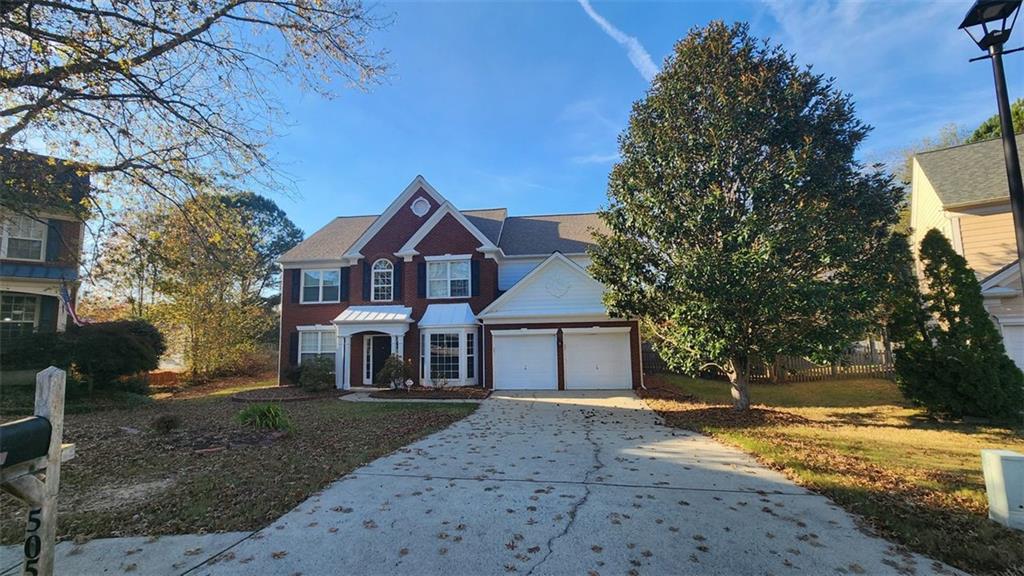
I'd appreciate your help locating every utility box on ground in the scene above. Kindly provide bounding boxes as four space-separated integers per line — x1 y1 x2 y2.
981 449 1024 530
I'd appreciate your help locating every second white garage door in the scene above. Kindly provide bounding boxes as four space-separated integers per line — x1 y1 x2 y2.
492 330 558 390
563 328 632 389
1002 324 1024 372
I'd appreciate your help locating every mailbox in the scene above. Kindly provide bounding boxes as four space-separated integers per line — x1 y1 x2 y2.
0 416 52 468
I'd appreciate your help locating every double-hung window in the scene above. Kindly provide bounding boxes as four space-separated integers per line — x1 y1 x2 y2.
426 260 470 299
299 330 336 364
371 259 393 302
302 269 340 303
0 294 39 339
1 214 47 261
465 332 475 379
429 333 460 381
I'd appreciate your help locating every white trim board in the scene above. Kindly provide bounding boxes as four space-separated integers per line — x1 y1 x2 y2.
395 202 499 261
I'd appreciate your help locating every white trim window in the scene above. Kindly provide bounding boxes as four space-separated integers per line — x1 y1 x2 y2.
420 327 477 386
371 259 394 302
301 269 340 303
1 214 47 261
299 330 336 364
0 293 39 338
427 260 470 299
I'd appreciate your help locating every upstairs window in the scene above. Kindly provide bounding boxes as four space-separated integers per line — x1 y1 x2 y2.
1 214 47 261
302 269 340 303
427 260 470 299
371 259 393 302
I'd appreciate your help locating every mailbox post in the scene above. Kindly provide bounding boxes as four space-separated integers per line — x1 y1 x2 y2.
0 367 76 576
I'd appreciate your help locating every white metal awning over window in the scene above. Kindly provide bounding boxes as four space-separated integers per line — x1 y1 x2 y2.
419 303 477 328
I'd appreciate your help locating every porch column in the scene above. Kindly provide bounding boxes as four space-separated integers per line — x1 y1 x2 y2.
336 335 351 390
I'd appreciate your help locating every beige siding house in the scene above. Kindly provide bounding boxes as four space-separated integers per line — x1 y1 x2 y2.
911 137 1023 369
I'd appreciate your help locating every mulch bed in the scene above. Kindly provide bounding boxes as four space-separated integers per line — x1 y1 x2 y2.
230 386 347 403
369 387 491 400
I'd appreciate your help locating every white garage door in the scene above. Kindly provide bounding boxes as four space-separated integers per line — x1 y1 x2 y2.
563 329 632 390
492 330 558 390
1002 324 1024 371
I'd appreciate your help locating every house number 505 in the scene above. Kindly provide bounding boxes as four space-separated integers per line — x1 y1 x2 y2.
23 508 42 576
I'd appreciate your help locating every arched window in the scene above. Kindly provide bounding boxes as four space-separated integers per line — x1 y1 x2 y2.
371 259 393 302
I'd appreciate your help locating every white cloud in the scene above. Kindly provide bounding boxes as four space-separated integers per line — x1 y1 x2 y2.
571 152 619 164
577 0 658 82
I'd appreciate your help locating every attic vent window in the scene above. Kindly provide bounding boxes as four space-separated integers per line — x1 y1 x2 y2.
411 197 430 217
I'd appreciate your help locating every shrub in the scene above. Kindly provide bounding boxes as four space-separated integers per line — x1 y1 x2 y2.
237 403 291 431
0 330 73 371
894 230 1024 421
298 356 335 391
150 413 182 434
375 355 413 389
71 320 165 393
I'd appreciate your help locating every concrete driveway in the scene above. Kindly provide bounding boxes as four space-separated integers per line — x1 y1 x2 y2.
180 391 956 576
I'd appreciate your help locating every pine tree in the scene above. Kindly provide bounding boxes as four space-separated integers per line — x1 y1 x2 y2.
895 230 1024 421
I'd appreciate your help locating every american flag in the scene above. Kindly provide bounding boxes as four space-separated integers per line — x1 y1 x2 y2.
60 281 84 327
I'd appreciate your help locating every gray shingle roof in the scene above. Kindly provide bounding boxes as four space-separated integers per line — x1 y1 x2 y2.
915 137 1019 207
498 213 606 256
278 208 604 264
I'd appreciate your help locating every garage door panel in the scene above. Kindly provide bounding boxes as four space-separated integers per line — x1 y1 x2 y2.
1002 325 1024 371
493 333 557 390
564 332 631 390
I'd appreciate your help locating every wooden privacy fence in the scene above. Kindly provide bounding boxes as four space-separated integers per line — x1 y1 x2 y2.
642 347 895 383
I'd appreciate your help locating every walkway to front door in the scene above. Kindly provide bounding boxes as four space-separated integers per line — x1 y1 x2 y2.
195 392 961 575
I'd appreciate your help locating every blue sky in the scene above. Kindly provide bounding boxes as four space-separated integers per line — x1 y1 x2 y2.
269 0 1023 235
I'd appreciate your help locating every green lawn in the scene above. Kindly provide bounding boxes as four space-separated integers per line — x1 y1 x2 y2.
645 374 1024 576
1 379 476 543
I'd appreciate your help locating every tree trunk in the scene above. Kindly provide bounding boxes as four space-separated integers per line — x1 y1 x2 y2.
882 329 893 367
728 356 751 410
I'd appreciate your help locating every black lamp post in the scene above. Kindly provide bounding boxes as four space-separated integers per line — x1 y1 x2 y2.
960 0 1024 288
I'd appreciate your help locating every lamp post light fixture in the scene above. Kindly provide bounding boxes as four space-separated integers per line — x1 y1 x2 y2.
960 0 1024 289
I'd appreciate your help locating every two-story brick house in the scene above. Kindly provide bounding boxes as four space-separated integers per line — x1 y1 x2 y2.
0 150 87 339
277 176 642 390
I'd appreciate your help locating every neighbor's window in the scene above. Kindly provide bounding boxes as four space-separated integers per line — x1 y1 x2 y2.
0 294 39 339
1 214 47 261
429 332 460 381
371 259 393 302
427 260 470 298
465 332 475 379
302 269 340 303
299 330 336 364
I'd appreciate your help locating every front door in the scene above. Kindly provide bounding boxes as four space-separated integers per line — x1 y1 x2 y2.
370 335 391 385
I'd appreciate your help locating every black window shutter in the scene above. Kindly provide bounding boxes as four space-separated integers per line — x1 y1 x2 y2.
38 296 57 332
394 260 403 300
290 269 301 303
417 262 426 297
45 220 61 262
362 261 371 300
471 260 480 297
339 267 350 301
289 332 299 365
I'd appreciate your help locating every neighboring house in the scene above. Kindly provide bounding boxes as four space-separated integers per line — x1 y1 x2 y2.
910 137 1023 369
277 176 642 390
0 150 88 339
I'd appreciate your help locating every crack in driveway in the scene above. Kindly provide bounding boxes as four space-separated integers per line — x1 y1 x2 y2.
524 411 604 576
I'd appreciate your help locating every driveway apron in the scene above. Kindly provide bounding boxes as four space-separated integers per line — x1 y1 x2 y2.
188 391 960 576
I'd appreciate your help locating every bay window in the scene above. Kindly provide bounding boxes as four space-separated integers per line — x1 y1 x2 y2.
299 329 336 364
427 259 470 298
302 269 340 303
420 328 477 386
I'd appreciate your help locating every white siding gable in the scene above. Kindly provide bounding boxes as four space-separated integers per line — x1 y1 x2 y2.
481 253 608 320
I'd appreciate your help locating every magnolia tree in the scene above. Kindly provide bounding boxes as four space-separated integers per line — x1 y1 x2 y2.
590 22 903 410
